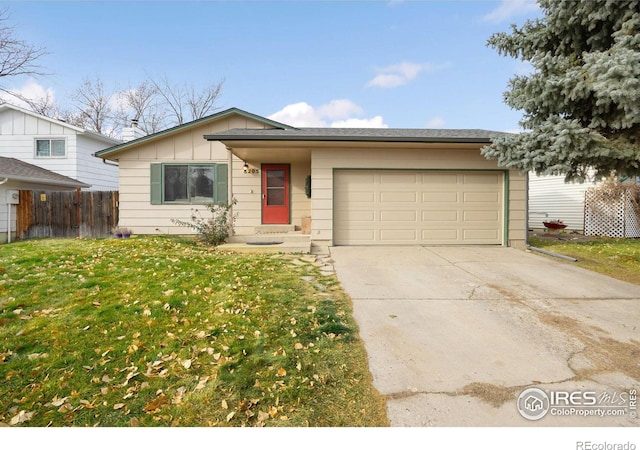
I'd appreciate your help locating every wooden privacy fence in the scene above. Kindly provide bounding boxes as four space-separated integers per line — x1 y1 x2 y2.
16 190 119 240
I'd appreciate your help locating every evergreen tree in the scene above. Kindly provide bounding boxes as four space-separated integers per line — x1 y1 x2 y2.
481 0 640 181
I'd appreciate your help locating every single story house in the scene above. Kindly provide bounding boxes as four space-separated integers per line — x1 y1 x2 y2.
0 103 121 191
95 107 526 250
0 156 90 243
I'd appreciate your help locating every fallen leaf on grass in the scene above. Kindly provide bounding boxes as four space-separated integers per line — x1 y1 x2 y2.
50 396 68 407
181 359 192 369
143 394 166 413
194 376 209 391
221 399 228 410
9 410 34 425
276 368 287 377
257 411 270 424
113 403 125 410
171 387 186 405
57 403 73 413
226 411 235 422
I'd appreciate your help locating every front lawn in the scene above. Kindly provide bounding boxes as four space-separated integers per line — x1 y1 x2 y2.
0 236 388 427
529 235 640 285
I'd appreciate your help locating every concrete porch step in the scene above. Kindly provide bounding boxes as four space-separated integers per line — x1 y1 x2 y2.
254 224 296 234
217 241 311 254
227 233 310 244
222 231 311 254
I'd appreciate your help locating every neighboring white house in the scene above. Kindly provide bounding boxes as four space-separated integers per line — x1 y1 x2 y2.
528 173 599 231
0 103 121 191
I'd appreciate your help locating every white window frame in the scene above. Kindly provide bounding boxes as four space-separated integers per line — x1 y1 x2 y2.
34 138 67 158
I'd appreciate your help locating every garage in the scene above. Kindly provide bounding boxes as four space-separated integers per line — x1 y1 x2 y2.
334 169 504 245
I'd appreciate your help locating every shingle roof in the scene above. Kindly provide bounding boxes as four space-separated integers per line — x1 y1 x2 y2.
204 127 508 143
0 157 90 188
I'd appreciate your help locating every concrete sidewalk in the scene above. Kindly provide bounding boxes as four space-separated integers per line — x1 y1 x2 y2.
330 246 640 426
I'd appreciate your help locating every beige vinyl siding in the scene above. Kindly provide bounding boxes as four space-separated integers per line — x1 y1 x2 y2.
117 116 299 234
311 146 526 248
116 118 272 235
232 156 261 234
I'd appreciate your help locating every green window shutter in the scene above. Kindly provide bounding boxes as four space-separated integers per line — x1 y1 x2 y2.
215 163 228 204
150 163 162 204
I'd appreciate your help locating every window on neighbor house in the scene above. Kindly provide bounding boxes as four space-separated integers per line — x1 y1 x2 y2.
149 163 228 205
35 139 66 157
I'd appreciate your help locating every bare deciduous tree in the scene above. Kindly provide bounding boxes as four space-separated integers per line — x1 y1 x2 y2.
0 7 47 91
114 80 166 134
71 76 115 136
149 76 224 125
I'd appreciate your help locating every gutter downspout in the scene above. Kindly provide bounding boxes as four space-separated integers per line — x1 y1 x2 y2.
527 245 578 262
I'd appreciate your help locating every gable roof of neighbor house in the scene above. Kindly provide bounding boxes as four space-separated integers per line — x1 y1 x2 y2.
94 107 296 160
0 103 121 146
204 127 508 144
0 156 90 188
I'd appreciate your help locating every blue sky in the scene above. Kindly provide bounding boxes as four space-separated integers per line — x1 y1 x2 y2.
5 0 541 132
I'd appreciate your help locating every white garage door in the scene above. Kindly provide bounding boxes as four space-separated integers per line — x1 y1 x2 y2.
334 170 504 245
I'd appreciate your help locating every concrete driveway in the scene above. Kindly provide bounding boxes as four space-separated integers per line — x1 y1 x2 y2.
330 246 640 426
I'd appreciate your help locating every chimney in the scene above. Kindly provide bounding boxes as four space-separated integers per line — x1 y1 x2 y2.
121 118 146 142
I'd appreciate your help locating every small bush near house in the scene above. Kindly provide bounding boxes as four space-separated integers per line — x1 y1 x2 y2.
172 200 237 246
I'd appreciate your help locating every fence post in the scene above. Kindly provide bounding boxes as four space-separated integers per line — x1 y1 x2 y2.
76 188 81 238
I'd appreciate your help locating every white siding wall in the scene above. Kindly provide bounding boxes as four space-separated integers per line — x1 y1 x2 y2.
0 108 118 191
528 174 598 231
0 187 13 241
76 135 119 190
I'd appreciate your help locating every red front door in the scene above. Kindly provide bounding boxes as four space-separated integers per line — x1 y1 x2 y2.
262 164 290 224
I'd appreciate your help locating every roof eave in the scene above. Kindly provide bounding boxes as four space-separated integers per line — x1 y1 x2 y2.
205 135 495 144
0 175 90 188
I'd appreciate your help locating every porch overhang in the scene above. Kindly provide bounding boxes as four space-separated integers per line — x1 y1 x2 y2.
221 142 312 164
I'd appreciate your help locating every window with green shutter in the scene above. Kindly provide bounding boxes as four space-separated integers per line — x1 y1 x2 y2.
149 163 228 205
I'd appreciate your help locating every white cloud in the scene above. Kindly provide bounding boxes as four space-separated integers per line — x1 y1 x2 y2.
425 116 446 128
0 78 56 109
269 100 388 128
317 99 363 120
331 116 387 128
269 102 326 127
366 61 445 88
482 0 539 24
